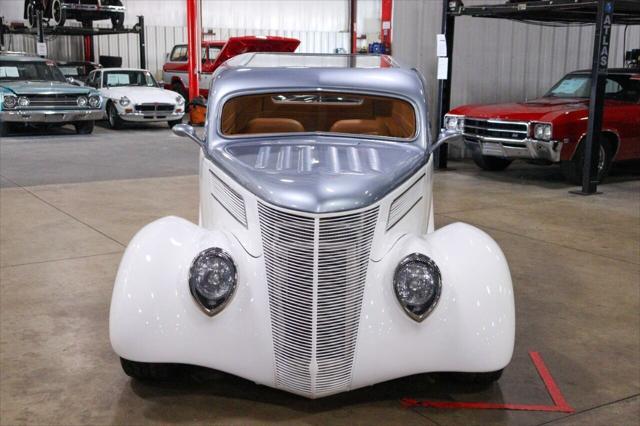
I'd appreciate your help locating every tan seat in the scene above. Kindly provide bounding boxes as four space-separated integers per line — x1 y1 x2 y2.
243 118 304 134
330 119 389 136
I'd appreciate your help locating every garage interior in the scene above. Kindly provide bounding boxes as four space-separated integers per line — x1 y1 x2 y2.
1 1 639 425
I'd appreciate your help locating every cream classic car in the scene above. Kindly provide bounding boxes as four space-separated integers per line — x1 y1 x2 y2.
109 53 516 399
86 67 185 129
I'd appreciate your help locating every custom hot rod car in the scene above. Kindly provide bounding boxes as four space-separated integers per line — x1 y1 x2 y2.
85 67 185 129
110 53 515 399
0 52 104 136
444 68 640 184
24 0 125 29
162 36 300 99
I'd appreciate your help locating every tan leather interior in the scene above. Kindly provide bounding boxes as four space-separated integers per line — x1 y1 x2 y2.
243 118 305 134
330 119 389 136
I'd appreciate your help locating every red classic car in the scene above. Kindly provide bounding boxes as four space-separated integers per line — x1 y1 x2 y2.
162 36 300 100
444 68 640 184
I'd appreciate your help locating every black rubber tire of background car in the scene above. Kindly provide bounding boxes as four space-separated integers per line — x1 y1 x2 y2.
560 137 613 186
120 358 188 381
442 369 504 386
471 152 513 171
0 121 10 137
26 1 37 28
168 119 183 129
51 0 66 27
111 13 124 29
107 102 124 130
75 121 94 135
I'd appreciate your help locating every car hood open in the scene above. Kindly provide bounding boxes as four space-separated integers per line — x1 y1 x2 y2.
209 136 427 214
0 81 93 95
210 36 300 71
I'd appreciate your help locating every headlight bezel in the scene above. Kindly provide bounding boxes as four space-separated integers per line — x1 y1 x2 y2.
175 95 185 106
3 94 18 109
444 114 465 133
17 96 30 107
77 95 88 107
533 123 552 141
118 96 131 107
88 95 101 108
188 247 238 316
393 253 442 322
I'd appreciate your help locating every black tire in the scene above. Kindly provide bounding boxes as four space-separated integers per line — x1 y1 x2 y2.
26 1 37 28
110 13 124 29
172 83 189 102
471 151 513 171
74 121 94 134
444 369 504 386
168 119 183 128
120 358 186 382
50 0 66 27
561 138 612 186
0 121 10 137
107 102 124 130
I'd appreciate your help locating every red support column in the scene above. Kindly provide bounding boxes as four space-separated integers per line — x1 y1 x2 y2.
186 0 200 100
380 0 392 53
83 34 94 62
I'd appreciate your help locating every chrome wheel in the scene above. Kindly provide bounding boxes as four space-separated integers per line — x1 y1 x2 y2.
597 144 606 176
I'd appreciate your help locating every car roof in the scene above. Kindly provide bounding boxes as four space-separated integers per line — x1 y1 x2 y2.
225 52 401 69
0 53 47 62
570 68 640 75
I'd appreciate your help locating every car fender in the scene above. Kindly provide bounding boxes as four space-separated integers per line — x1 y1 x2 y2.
109 216 276 386
351 222 515 387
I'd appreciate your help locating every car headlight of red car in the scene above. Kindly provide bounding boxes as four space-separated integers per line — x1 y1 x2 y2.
533 123 552 141
444 114 464 132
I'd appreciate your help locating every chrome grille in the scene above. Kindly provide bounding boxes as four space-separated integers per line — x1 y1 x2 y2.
387 175 424 231
209 171 247 226
25 94 82 109
463 118 529 145
258 203 378 397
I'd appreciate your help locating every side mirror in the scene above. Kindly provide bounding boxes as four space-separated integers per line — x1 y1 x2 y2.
428 130 461 155
173 123 204 146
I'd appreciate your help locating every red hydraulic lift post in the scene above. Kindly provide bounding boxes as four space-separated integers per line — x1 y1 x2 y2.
186 0 200 100
349 0 357 54
380 0 392 53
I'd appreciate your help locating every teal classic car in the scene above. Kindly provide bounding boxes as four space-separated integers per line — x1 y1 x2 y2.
0 52 105 136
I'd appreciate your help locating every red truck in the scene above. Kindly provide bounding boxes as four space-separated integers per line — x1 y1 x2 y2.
162 36 300 100
444 68 640 184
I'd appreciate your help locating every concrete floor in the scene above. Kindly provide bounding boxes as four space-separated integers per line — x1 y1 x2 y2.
1 123 639 425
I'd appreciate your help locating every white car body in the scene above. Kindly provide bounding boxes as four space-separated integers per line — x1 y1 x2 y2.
109 53 515 399
86 68 185 125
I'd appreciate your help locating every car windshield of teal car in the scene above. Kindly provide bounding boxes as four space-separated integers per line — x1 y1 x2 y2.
103 70 158 88
0 60 66 82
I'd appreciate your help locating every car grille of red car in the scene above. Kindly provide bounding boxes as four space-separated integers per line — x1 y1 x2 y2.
258 202 378 398
464 118 529 146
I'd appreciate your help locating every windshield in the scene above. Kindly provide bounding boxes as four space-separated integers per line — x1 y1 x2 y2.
221 92 417 140
103 70 157 87
0 60 66 82
546 74 640 102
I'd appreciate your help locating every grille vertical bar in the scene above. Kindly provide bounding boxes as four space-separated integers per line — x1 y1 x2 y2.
258 202 378 397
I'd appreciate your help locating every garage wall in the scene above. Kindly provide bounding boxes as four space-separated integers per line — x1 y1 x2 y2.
392 0 640 135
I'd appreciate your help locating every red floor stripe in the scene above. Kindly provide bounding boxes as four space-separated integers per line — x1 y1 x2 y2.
402 351 574 413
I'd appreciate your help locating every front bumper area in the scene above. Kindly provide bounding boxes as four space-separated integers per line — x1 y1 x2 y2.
62 4 125 13
462 135 563 162
0 109 105 123
119 111 184 123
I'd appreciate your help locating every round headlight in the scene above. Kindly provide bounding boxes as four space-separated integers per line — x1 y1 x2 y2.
18 96 30 107
77 96 88 107
534 123 552 141
189 248 237 316
176 95 185 105
445 116 458 131
88 95 100 108
393 253 442 322
3 95 18 109
119 96 130 107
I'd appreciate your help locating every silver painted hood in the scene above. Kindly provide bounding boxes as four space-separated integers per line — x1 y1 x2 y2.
209 136 427 213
